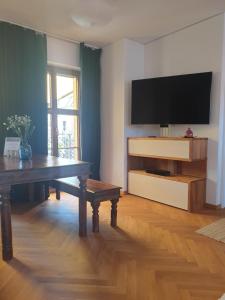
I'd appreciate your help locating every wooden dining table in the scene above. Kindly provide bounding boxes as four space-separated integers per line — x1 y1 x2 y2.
0 155 90 261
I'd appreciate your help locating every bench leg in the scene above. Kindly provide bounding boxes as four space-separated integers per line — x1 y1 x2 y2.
111 198 119 227
56 188 61 200
45 182 50 200
91 201 100 233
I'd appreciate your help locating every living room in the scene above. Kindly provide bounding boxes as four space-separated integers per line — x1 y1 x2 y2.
1 1 225 300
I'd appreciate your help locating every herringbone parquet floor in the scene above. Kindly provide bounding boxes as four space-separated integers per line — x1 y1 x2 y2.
1 193 225 300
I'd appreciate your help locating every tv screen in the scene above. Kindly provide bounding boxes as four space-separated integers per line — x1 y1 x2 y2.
131 72 212 124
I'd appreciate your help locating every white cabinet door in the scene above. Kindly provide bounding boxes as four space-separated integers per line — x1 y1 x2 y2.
128 139 190 160
128 171 189 210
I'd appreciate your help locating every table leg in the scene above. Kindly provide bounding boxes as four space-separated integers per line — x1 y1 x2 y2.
0 186 13 261
28 183 35 202
45 182 50 200
78 175 88 237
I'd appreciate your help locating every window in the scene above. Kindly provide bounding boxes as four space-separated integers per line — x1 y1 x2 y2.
47 66 80 160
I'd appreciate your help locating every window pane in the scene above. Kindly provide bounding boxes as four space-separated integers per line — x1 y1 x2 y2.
57 115 79 149
56 75 79 109
48 148 52 156
47 73 51 108
58 148 78 160
48 114 52 155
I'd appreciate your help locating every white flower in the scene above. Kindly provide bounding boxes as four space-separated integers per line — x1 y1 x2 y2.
3 114 35 143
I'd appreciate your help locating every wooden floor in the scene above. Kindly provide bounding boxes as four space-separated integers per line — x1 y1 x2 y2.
1 193 225 300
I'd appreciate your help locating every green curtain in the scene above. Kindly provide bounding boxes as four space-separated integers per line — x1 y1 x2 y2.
0 22 47 154
80 43 101 179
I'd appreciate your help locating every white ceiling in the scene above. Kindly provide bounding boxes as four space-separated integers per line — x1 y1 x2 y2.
0 0 225 46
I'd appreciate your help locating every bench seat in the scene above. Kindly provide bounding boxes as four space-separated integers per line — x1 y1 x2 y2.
52 177 121 232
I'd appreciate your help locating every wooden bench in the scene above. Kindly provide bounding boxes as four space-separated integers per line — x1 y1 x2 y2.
52 178 121 232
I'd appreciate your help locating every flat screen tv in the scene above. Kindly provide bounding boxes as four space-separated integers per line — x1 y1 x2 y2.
131 72 212 124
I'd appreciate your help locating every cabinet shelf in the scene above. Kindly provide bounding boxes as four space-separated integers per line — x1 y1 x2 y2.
127 137 207 212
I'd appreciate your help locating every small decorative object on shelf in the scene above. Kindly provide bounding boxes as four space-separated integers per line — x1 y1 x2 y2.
185 127 193 138
3 115 35 160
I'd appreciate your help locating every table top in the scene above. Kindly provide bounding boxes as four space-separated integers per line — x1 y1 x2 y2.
0 155 89 173
0 155 90 187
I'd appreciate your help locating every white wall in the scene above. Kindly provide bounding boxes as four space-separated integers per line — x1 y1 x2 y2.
47 36 80 69
144 15 225 205
217 16 225 208
100 40 125 188
101 39 158 189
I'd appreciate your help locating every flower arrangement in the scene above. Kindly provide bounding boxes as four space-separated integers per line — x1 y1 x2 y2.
3 115 35 145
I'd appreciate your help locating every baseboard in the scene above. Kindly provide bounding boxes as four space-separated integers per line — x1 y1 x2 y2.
204 203 222 210
120 191 127 196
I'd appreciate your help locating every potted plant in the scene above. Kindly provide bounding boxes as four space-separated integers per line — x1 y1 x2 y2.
3 115 35 160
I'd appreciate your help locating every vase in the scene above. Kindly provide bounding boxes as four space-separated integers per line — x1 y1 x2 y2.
19 143 32 160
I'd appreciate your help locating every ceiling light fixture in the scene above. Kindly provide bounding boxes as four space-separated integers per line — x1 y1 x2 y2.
72 16 94 28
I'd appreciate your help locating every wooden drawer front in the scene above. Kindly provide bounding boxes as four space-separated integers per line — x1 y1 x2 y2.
128 139 190 160
128 172 189 210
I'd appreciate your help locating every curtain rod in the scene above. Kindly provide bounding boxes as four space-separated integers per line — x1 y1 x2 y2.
0 17 100 49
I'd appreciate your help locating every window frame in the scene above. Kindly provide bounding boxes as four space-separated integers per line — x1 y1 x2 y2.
47 65 81 159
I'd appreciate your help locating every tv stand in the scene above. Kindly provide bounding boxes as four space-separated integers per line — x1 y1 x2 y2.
127 137 207 211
